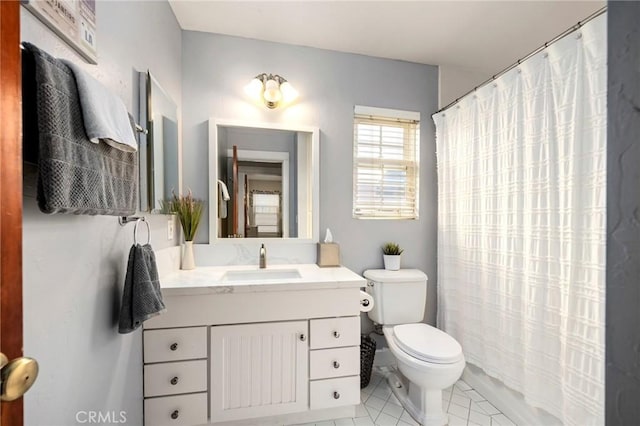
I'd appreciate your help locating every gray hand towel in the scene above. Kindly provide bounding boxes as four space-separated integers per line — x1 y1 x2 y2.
118 244 166 334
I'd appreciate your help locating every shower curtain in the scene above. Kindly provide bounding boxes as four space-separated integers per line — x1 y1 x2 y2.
433 14 605 426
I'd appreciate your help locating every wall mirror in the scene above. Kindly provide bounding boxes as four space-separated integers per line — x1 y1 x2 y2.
139 71 179 212
209 119 319 242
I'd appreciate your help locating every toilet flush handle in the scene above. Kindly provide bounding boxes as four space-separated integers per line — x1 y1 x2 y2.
333 331 340 338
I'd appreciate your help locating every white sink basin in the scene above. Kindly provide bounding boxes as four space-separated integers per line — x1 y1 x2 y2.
221 269 302 282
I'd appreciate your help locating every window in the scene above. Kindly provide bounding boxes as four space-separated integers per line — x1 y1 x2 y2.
251 192 281 235
352 106 420 219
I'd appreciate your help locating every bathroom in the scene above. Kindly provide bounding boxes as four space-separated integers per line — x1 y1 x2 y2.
0 1 638 426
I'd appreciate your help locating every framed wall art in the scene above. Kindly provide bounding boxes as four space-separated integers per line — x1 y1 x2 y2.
22 0 97 64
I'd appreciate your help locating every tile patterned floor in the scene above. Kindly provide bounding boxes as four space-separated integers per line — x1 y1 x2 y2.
298 367 517 426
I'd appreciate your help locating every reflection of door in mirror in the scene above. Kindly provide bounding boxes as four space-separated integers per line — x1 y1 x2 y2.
245 166 283 238
139 71 179 212
222 148 287 238
212 121 318 241
217 127 299 239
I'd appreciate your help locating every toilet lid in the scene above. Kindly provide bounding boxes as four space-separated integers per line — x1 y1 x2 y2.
393 323 463 364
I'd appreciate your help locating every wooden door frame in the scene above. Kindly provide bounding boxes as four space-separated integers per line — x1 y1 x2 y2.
0 1 24 425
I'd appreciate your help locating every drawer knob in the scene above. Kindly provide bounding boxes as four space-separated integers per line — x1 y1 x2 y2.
299 333 307 342
333 391 340 399
170 343 178 351
333 361 340 369
170 376 179 386
333 331 340 338
171 410 179 420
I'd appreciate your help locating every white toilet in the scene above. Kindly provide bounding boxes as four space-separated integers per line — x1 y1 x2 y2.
364 269 465 426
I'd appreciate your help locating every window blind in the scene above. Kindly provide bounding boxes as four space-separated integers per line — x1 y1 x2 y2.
353 112 420 219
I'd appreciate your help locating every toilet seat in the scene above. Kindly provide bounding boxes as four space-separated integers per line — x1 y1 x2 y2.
393 323 463 364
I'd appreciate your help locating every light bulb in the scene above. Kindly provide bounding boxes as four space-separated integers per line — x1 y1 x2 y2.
263 78 282 104
244 77 264 100
279 81 298 104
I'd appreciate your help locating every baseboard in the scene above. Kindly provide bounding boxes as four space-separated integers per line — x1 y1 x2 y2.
462 364 561 426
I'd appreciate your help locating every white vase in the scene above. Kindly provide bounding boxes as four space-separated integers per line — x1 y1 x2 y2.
383 254 401 271
181 241 196 270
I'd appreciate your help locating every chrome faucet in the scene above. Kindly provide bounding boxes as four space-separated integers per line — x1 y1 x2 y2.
259 243 267 269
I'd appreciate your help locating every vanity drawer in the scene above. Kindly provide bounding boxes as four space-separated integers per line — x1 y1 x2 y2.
144 392 207 426
310 317 360 349
310 346 360 379
310 376 360 409
144 360 207 397
144 327 207 363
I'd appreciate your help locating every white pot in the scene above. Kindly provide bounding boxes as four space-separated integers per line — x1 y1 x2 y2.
383 254 401 271
181 241 196 270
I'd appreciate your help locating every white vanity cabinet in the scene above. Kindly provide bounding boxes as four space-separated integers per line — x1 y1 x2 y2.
142 327 209 426
142 264 366 426
308 317 361 410
210 321 309 422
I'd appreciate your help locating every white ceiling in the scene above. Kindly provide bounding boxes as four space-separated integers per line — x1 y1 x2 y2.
169 1 604 74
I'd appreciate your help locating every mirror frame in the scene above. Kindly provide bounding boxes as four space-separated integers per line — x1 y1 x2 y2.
139 70 180 213
208 118 320 244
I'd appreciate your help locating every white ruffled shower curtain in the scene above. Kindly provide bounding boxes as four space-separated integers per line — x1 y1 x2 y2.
433 14 606 426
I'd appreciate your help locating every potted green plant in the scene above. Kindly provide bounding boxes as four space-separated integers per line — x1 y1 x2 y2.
166 190 204 270
382 242 404 271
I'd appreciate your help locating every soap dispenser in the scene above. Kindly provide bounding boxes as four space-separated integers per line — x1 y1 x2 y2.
259 244 267 269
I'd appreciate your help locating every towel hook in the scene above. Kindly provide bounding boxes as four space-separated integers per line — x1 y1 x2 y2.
133 218 151 245
119 216 144 226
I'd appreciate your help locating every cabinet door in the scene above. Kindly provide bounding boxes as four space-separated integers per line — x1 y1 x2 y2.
210 321 308 422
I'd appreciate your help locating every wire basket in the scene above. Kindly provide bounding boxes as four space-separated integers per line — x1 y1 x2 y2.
360 334 377 389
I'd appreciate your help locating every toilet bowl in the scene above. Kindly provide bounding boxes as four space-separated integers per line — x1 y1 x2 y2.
383 324 465 426
364 269 465 426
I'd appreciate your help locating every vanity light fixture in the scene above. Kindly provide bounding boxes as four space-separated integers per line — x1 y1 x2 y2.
244 73 298 109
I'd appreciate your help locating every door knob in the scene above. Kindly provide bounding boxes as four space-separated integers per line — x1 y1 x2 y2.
0 353 39 401
0 353 8 369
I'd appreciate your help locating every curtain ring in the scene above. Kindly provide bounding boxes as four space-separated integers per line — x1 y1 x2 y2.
134 218 151 245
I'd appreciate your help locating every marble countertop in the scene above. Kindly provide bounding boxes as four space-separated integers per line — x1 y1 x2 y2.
159 264 366 296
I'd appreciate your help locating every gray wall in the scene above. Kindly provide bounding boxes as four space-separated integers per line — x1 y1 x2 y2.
606 2 640 424
182 32 439 325
21 1 182 425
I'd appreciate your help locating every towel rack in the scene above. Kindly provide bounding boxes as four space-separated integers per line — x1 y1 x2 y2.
119 216 150 244
133 218 151 245
135 124 148 134
118 216 145 226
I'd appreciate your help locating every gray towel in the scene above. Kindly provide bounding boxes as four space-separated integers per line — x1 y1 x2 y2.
22 43 138 216
62 59 138 152
118 244 166 334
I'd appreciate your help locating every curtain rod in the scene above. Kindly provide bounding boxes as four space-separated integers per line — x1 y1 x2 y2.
434 5 607 116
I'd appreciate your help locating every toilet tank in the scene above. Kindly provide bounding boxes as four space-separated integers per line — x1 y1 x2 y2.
364 269 428 325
